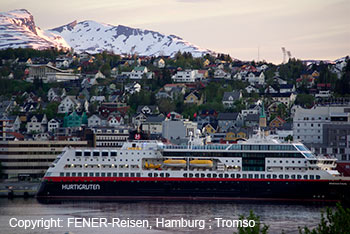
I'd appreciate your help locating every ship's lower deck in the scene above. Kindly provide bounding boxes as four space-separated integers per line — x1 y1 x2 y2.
36 177 350 202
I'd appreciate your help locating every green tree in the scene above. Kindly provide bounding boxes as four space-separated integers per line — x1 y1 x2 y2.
295 94 315 108
234 210 269 234
299 203 350 234
44 102 59 120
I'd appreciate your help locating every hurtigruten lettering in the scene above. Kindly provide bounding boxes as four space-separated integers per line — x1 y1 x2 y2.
62 184 100 190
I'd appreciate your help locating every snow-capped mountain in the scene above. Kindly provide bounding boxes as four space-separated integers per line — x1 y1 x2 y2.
0 9 213 57
49 20 212 57
0 9 69 50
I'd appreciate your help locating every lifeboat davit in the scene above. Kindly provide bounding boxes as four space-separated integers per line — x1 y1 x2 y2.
190 160 213 168
163 159 187 167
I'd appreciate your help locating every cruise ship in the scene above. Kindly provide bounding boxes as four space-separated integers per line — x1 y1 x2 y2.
36 131 350 201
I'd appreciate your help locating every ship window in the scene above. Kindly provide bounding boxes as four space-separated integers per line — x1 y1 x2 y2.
125 173 129 177
84 151 91 157
93 151 100 157
279 175 283 179
60 172 64 177
84 173 88 176
225 174 229 178
260 174 265 179
297 175 302 179
72 173 76 177
236 174 241 178
153 173 158 177
251 145 259 150
189 173 193 178
111 151 117 157
254 174 259 179
316 175 320 180
219 174 223 178
101 173 106 177
119 173 123 177
310 175 314 180
303 175 308 180
248 174 253 179
243 174 247 178
131 173 135 177
137 173 141 177
291 175 296 179
75 151 82 157
201 173 205 178
95 173 100 177
148 173 152 177
213 174 217 178
273 175 277 179
113 173 117 177
206 174 211 178
66 172 70 177
260 145 268 150
267 174 271 179
102 152 108 157
231 174 235 178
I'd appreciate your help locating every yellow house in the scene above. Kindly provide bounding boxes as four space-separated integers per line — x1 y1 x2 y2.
204 123 217 134
236 132 246 139
203 59 210 67
225 132 236 141
184 91 203 105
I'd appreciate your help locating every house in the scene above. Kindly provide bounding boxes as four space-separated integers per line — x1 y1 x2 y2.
156 83 187 100
184 91 203 105
125 82 141 94
269 116 286 128
90 96 106 103
130 66 151 79
107 114 124 127
202 122 218 134
222 91 242 108
26 114 47 133
63 112 88 128
245 85 259 94
94 71 106 79
214 69 230 79
81 78 98 89
241 104 261 117
153 58 165 68
56 56 73 68
88 114 103 127
142 115 165 135
47 119 60 132
58 96 89 113
196 114 217 129
172 70 201 83
279 84 295 93
26 64 79 83
244 114 259 128
269 93 296 107
47 88 66 101
136 105 159 115
296 74 316 88
217 112 242 132
132 112 147 126
246 72 265 85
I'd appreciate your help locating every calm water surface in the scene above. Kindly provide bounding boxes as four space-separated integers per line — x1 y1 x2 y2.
0 198 329 234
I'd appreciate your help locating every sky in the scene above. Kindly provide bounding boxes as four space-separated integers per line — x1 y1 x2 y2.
1 0 350 63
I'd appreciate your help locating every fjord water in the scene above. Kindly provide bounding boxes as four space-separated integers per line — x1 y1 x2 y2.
0 198 326 234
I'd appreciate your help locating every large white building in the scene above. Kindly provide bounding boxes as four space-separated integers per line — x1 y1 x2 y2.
26 64 79 83
172 70 201 83
293 105 350 144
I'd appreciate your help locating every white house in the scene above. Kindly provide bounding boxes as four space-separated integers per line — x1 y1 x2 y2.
107 115 124 127
214 69 231 79
130 66 150 79
172 70 200 83
90 96 106 103
47 119 60 132
47 88 66 101
245 85 259 94
153 58 165 68
88 114 103 127
26 114 47 133
58 96 89 113
246 72 265 85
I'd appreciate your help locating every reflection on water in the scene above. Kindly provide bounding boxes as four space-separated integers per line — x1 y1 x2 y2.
0 198 328 234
